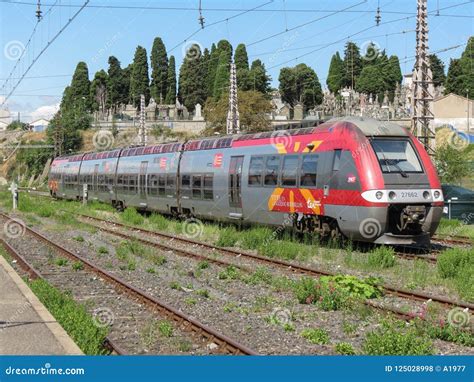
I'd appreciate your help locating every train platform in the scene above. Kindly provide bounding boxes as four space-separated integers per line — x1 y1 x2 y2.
0 255 82 355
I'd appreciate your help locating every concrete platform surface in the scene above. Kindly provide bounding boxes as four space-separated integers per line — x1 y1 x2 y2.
0 255 82 355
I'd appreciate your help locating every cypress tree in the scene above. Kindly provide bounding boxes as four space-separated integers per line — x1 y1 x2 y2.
129 46 150 108
150 37 168 103
445 58 463 95
428 53 446 88
121 64 132 106
69 61 91 111
213 50 231 99
107 56 123 113
278 63 322 110
326 52 344 93
234 43 249 72
249 59 271 94
165 55 176 104
90 70 108 114
178 44 207 111
342 41 362 89
207 43 219 97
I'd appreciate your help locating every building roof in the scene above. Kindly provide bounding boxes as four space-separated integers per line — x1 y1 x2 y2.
434 92 474 103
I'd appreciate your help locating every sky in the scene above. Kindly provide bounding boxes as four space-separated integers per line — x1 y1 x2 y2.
0 0 473 122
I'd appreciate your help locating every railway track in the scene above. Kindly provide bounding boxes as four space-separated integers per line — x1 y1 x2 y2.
74 212 474 312
0 212 258 356
0 238 126 355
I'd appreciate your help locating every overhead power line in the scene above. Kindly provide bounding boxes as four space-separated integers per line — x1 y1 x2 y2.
1 0 90 107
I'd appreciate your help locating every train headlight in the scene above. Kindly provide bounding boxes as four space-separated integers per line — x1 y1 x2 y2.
388 191 396 200
375 191 384 200
434 190 441 199
423 191 430 199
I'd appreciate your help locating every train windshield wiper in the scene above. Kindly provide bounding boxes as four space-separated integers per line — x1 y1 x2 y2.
387 159 408 178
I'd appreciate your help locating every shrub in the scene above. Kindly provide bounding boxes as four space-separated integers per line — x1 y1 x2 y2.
216 227 240 247
335 342 356 355
218 265 239 280
323 275 383 299
54 258 68 266
367 246 396 269
97 246 109 254
121 207 144 226
74 235 85 242
197 260 209 270
301 328 330 345
317 280 351 311
363 321 434 355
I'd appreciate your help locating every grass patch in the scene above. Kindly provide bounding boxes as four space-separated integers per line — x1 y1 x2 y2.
73 235 85 242
158 320 173 337
97 246 109 255
367 246 396 269
216 227 240 247
437 247 474 301
218 265 240 280
300 328 330 345
54 258 68 267
29 278 108 354
334 342 356 355
121 207 144 226
72 261 84 271
147 213 169 231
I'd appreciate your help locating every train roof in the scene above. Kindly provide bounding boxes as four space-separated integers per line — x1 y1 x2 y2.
328 116 409 137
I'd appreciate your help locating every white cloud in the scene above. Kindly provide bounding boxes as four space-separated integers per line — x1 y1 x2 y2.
29 103 59 122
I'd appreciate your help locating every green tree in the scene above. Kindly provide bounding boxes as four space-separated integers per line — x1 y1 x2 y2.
107 56 125 113
178 44 207 112
206 43 219 97
213 50 231 99
278 63 323 111
67 62 91 112
46 112 83 154
249 59 271 94
445 58 463 95
386 55 402 89
121 64 132 106
6 121 29 130
234 43 249 72
343 41 362 88
150 37 168 103
355 65 385 96
90 70 108 115
429 53 446 87
327 52 344 93
129 46 150 108
204 90 272 134
435 143 470 184
165 55 176 104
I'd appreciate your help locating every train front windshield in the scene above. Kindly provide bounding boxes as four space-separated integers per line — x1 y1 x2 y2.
370 138 423 174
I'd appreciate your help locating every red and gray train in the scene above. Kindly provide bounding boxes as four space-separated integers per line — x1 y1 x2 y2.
48 117 444 245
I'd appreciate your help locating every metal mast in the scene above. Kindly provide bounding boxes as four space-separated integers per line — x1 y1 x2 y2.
226 62 240 135
412 0 435 152
139 94 147 146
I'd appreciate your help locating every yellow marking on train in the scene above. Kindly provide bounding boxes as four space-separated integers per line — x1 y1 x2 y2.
274 143 287 154
293 142 301 152
300 188 321 214
302 140 323 153
268 188 285 210
289 190 295 213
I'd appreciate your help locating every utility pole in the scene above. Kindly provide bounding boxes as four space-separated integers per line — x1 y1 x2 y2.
226 62 240 135
138 94 147 146
412 0 435 153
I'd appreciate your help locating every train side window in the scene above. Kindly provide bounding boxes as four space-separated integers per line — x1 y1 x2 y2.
158 175 165 196
333 149 342 171
192 175 202 199
301 154 318 187
203 174 213 200
181 174 191 198
166 174 176 196
148 174 158 196
248 156 264 186
281 155 299 187
264 156 280 186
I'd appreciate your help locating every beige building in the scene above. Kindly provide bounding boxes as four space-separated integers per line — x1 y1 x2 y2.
433 93 473 132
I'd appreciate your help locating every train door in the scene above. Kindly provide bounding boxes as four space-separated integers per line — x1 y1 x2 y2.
139 161 148 206
93 164 99 195
229 156 244 219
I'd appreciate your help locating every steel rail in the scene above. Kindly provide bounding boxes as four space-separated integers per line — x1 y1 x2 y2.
0 213 258 355
0 238 125 355
76 213 474 311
